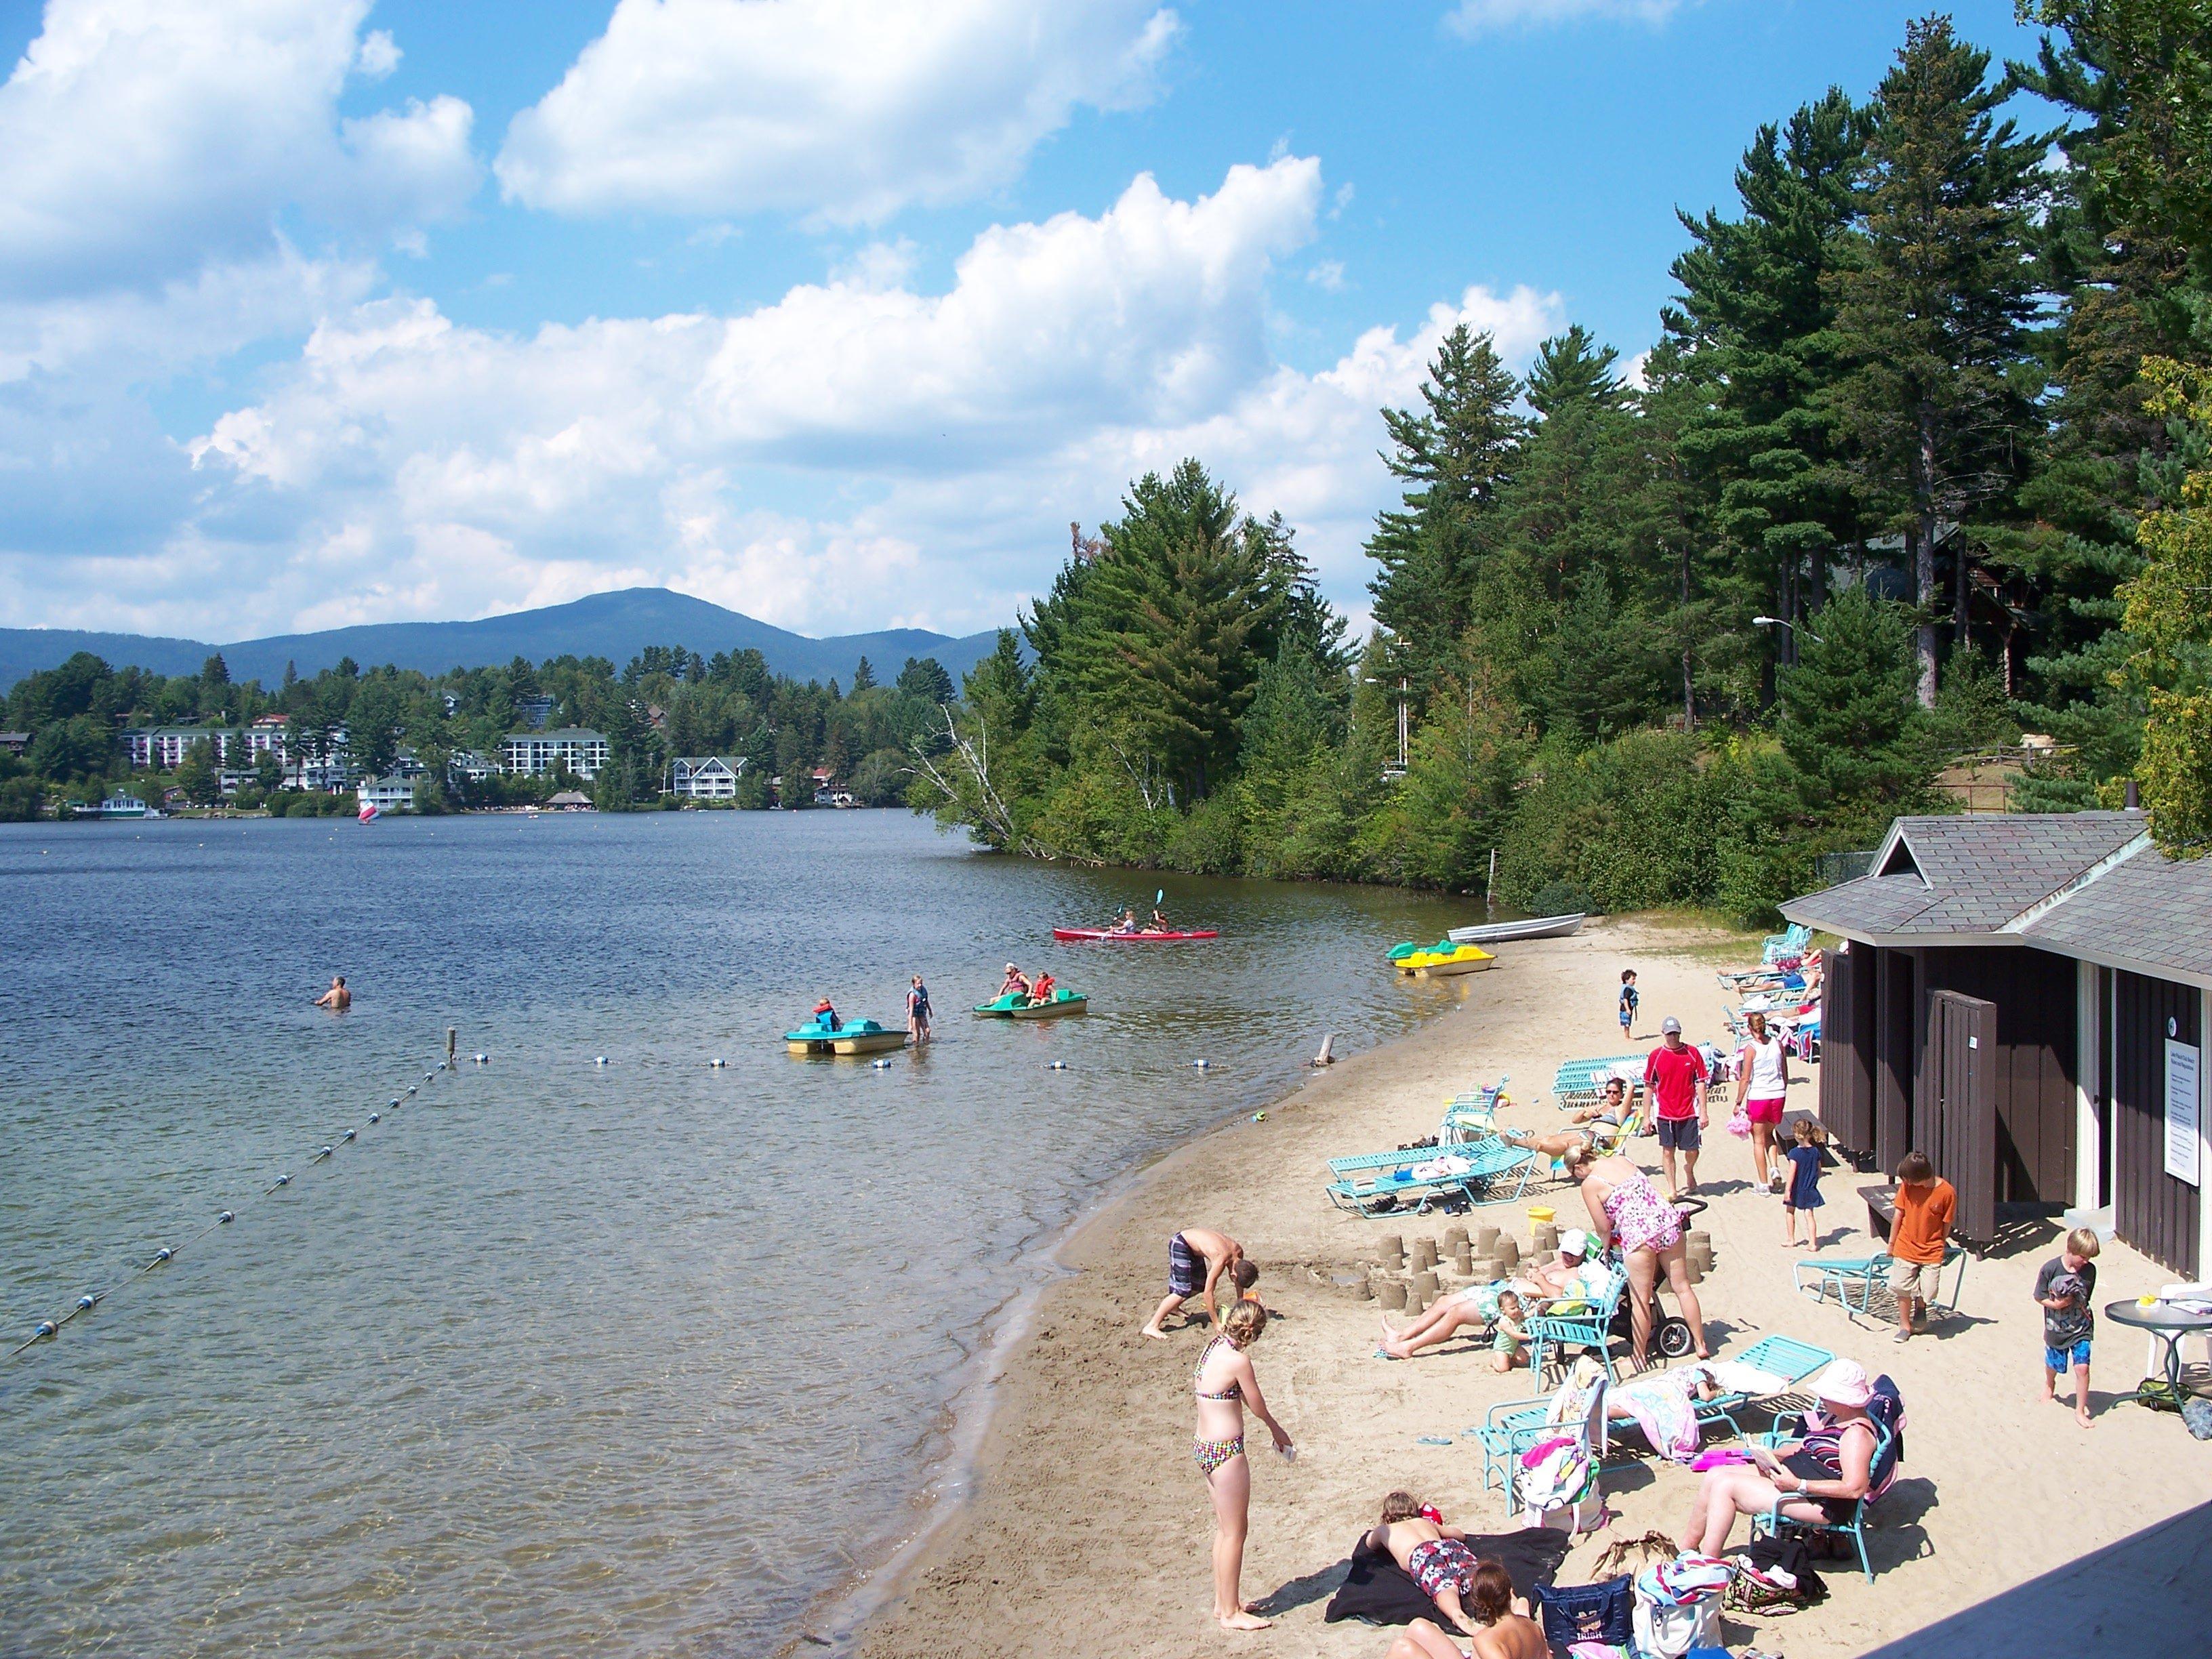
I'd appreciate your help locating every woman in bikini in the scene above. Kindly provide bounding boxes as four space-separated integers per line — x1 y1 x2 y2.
1565 1146 1708 1368
1192 1298 1292 1631
1678 1359 1879 1556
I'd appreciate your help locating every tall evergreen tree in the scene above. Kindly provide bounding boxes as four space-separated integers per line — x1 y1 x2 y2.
1366 325 1525 682
1668 87 1867 686
1824 16 2049 705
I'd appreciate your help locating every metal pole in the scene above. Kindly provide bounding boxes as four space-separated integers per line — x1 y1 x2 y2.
1397 678 1409 771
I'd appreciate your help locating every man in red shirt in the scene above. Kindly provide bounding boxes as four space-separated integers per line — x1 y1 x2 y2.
1644 1017 1710 1199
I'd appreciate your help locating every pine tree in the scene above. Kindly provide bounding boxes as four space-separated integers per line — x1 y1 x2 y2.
1668 87 1866 689
851 657 876 692
1366 325 1525 681
2123 359 2212 852
1824 17 2049 706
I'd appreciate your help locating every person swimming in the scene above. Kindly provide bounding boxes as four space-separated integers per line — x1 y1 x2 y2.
312 975 351 1011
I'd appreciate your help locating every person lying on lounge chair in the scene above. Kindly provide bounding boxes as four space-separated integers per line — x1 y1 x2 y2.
1568 1077 1633 1126
1523 1231 1595 1298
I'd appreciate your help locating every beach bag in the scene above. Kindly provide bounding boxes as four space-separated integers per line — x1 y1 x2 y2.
1725 1537 1829 1615
1724 1105 1753 1140
1631 1555 1729 1657
1534 1574 1633 1652
1518 1435 1593 1512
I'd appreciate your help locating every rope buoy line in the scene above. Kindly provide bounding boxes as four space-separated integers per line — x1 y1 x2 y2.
8 1054 460 1360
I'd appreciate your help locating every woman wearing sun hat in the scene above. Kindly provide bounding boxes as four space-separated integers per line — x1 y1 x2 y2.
1675 1359 1880 1556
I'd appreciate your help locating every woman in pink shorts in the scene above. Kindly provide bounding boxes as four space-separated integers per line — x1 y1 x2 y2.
1735 1010 1790 1191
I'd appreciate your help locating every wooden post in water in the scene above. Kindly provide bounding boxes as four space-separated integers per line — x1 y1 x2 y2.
446 1027 457 1067
1487 848 1498 911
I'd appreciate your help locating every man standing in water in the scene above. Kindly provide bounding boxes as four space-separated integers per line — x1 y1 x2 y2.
1643 1016 1708 1198
312 975 351 1011
906 975 933 1044
1143 1227 1247 1338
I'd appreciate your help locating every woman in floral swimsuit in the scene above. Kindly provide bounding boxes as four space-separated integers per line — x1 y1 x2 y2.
1565 1147 1708 1368
1192 1299 1293 1631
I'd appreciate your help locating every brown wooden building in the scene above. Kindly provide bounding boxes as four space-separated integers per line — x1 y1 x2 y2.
1783 813 2211 1277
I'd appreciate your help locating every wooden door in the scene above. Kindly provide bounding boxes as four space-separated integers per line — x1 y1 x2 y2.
1927 990 1998 1247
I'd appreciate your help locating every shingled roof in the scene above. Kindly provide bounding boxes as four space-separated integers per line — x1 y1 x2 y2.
2020 851 2212 981
1782 810 2212 983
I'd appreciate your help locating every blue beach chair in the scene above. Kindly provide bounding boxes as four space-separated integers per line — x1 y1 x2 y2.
1750 1413 1899 1582
1795 1242 1968 1319
1324 1140 1534 1218
1550 1054 1644 1109
1526 1266 1632 1382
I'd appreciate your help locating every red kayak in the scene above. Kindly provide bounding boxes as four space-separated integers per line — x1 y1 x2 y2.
1051 926 1219 943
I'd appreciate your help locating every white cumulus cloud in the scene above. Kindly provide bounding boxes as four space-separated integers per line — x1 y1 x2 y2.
159 159 1563 640
495 0 1179 223
0 0 478 302
1445 0 1686 35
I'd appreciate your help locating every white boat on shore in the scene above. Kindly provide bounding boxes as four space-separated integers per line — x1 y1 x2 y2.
1447 912 1586 945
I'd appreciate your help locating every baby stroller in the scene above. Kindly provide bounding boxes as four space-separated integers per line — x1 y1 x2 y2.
1602 1197 1705 1361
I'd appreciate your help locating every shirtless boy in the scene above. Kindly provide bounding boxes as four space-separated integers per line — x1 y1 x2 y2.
312 975 351 1010
1364 1493 1486 1637
1377 1559 1544 1659
1142 1228 1251 1338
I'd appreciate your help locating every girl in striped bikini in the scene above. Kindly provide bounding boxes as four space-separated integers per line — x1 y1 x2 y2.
1192 1299 1293 1630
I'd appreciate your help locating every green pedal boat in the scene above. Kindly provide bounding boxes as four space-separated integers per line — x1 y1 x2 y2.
784 1016 908 1055
972 989 1090 1020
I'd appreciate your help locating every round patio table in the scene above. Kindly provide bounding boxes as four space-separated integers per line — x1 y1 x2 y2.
2104 1298 2212 1408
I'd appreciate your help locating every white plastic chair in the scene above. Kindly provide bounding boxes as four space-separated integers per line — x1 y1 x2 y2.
2149 1284 2212 1378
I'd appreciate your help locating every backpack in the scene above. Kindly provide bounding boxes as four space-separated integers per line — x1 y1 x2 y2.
1534 1574 1633 1652
1725 1536 1830 1614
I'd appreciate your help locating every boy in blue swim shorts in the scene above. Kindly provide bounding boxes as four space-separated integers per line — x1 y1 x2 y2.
2035 1227 2100 1429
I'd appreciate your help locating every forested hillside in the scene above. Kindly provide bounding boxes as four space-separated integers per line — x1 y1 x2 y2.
919 6 2212 917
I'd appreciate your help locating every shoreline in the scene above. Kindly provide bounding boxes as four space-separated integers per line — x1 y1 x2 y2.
801 1008 1462 1656
848 916 2212 1659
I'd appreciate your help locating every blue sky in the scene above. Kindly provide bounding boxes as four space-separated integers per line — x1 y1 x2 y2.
0 0 2048 645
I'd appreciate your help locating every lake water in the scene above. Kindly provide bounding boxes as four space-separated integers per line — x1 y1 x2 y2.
0 810 1473 1656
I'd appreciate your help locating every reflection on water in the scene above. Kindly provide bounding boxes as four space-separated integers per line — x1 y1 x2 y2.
0 811 1471 1656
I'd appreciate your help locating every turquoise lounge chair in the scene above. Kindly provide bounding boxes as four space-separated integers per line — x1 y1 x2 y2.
1761 923 1811 966
1683 1334 1837 1440
1471 1376 1609 1507
1795 1242 1968 1318
1526 1266 1632 1382
1551 1053 1643 1108
1750 1416 1897 1582
1324 1140 1534 1218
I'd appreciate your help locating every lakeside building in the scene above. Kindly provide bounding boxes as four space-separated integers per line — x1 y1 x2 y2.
450 750 495 783
515 694 556 730
356 776 417 815
667 756 743 799
284 756 355 794
123 726 234 769
544 790 594 811
0 732 26 757
1784 811 2211 1278
501 729 609 779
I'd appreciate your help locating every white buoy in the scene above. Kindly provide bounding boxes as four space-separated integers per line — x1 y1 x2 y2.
1046 1060 1068 1071
1192 1059 1211 1069
474 1053 489 1064
710 1058 726 1069
870 1058 893 1070
595 1056 610 1067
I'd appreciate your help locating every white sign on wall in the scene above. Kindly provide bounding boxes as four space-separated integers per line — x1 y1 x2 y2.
2167 1040 2201 1187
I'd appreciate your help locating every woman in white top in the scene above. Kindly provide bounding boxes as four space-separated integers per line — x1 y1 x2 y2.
1734 1009 1790 1191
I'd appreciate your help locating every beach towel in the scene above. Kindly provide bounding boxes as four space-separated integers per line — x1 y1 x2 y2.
1610 1370 1704 1464
1323 1528 1571 1626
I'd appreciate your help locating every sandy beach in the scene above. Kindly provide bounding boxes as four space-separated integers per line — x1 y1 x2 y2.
853 915 2209 1659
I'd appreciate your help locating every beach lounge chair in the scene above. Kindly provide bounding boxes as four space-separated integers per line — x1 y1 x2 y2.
1551 1053 1645 1109
1749 1409 1900 1582
1685 1335 1837 1439
1526 1265 1632 1382
1324 1139 1535 1217
1794 1242 1967 1319
1472 1366 1610 1528
1761 923 1811 966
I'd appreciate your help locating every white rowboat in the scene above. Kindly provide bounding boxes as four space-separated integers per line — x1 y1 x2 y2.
1447 913 1587 945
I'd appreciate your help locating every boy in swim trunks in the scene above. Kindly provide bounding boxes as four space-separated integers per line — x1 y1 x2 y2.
1366 1492 1485 1636
1143 1227 1249 1338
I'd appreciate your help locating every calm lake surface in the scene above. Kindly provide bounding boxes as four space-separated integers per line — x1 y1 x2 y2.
0 810 1475 1656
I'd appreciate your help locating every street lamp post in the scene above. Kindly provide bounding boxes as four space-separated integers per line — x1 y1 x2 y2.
1753 614 1825 647
1364 676 1410 773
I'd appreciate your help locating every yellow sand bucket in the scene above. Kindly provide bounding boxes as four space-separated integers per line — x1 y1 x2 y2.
1527 1206 1556 1225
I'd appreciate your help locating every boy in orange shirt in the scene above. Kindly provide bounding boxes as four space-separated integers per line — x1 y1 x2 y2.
1887 1150 1955 1343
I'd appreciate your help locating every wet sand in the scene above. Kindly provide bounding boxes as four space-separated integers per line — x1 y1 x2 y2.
853 916 2207 1659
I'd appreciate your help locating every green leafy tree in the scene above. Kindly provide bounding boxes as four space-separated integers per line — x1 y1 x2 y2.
175 736 222 805
2124 357 2212 851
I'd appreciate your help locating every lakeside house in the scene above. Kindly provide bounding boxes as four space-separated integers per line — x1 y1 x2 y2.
500 728 609 779
70 794 150 819
667 756 743 800
544 790 594 811
0 732 27 757
1784 811 2210 1277
356 776 417 815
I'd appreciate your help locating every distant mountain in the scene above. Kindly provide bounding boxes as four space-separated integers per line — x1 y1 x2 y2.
0 588 1008 693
